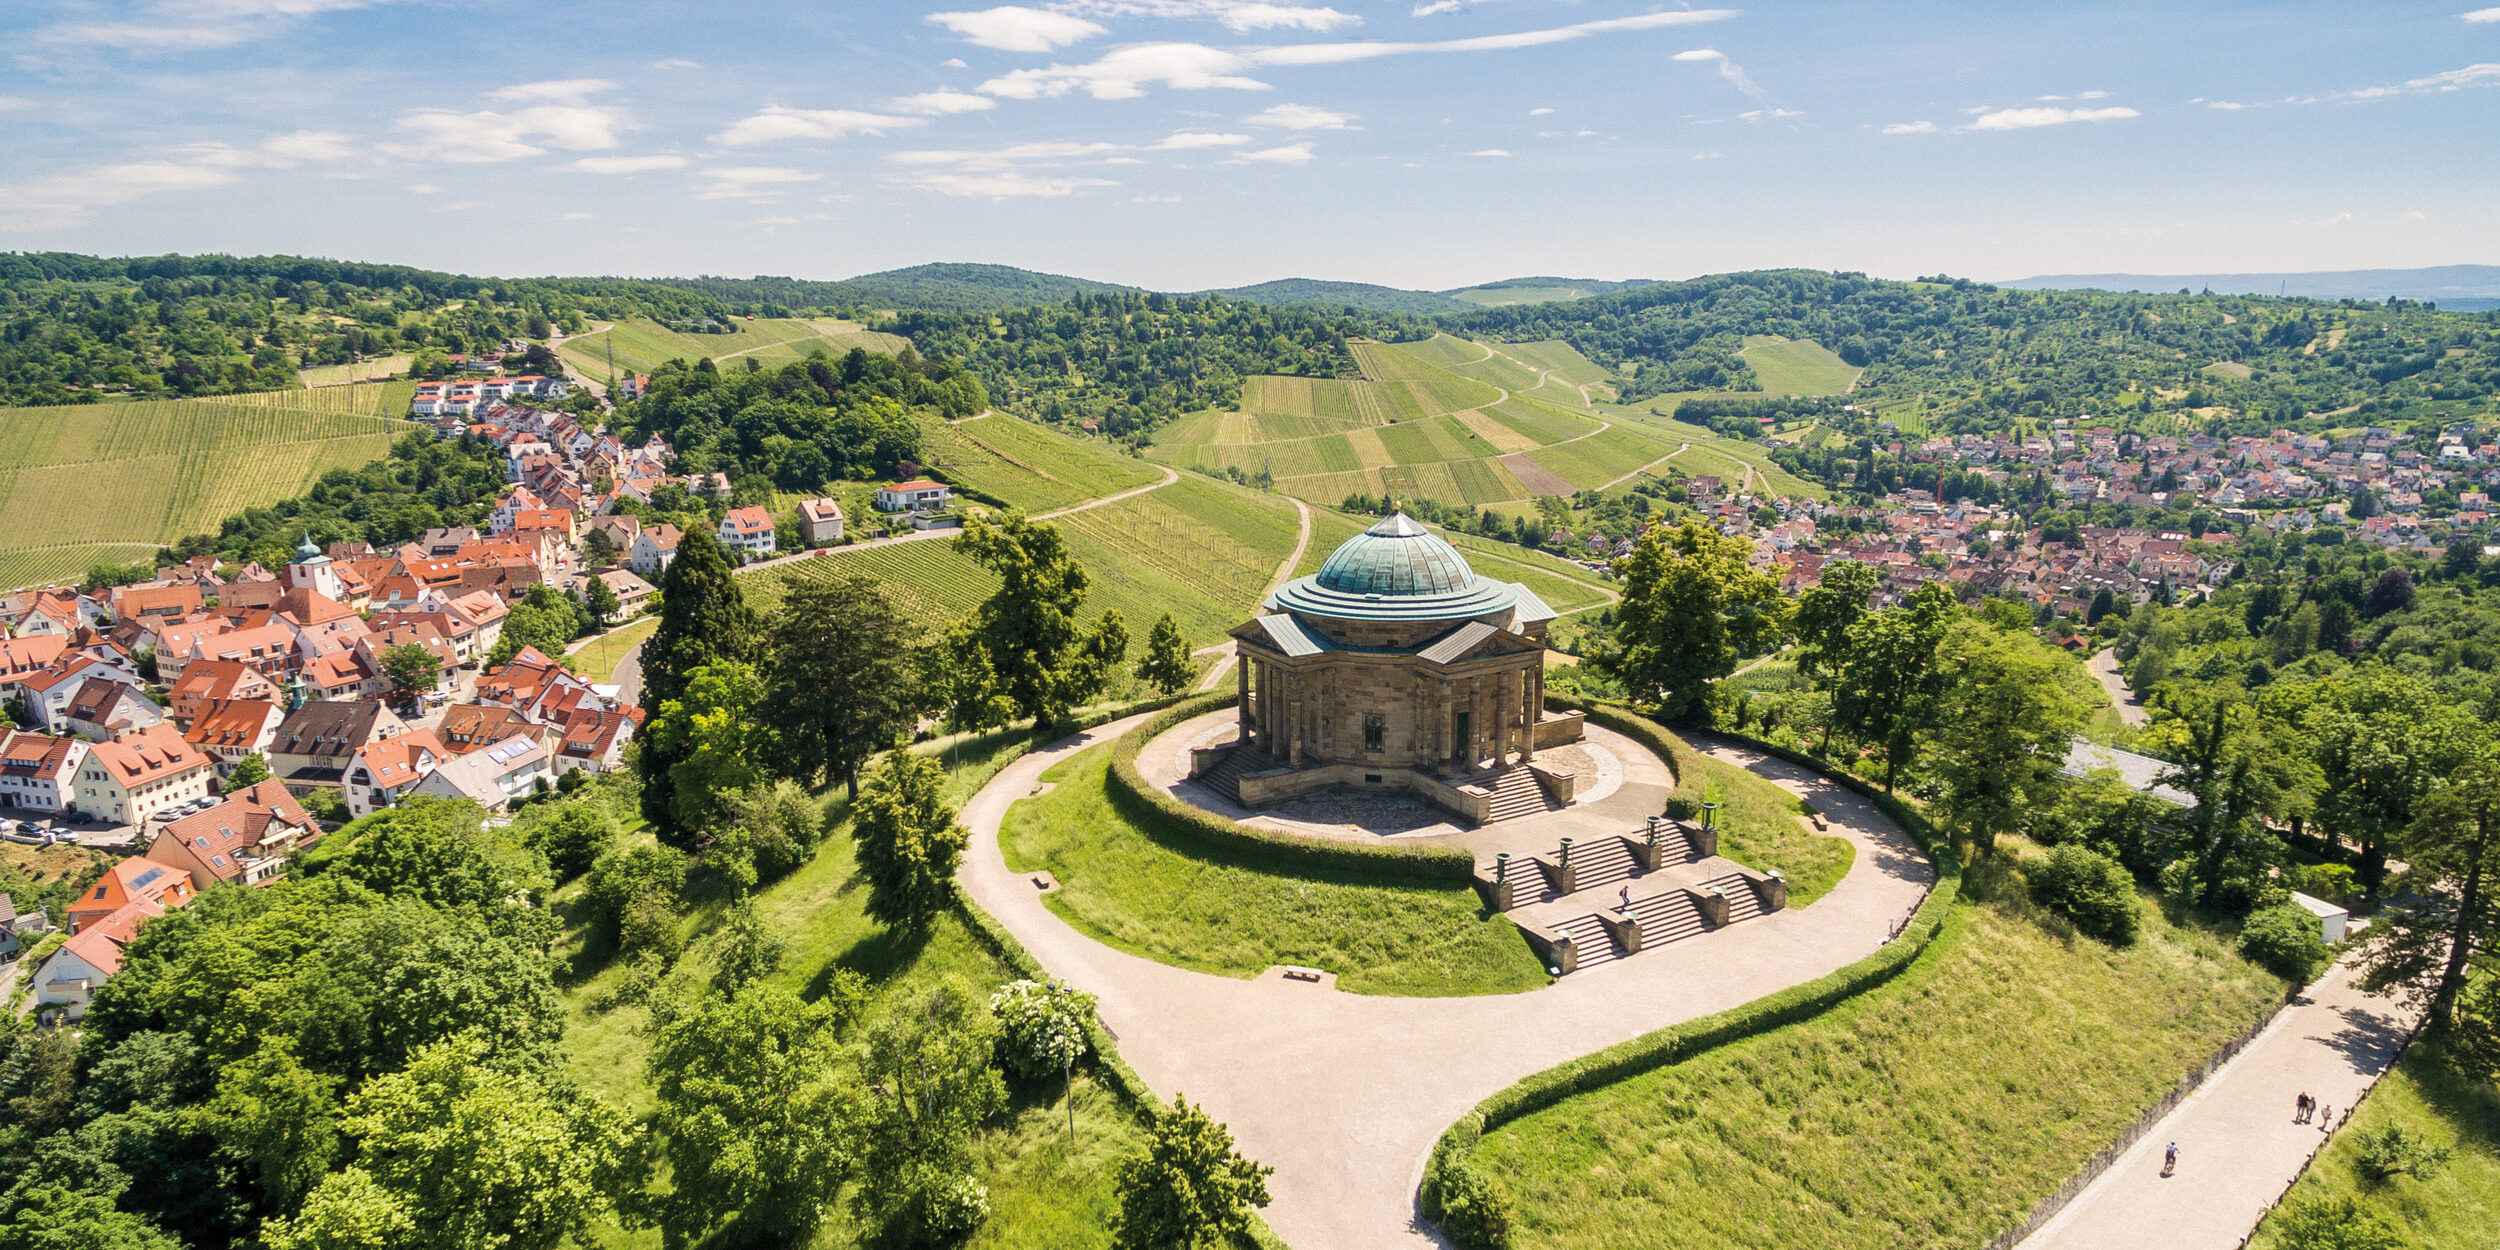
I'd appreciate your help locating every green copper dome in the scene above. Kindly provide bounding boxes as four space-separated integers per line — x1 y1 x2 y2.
1268 512 1520 623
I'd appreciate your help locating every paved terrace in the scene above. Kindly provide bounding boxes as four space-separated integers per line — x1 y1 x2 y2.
960 713 1935 1249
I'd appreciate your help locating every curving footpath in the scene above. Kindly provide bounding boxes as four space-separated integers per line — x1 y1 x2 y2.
960 717 1936 1248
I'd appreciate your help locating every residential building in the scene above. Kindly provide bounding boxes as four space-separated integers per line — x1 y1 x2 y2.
798 497 844 545
36 897 168 1020
267 701 409 795
74 725 216 826
438 703 543 754
144 779 321 888
183 698 285 774
408 734 550 813
166 658 278 726
874 479 952 513
0 635 71 693
0 730 87 813
66 856 196 934
592 568 656 617
553 707 637 775
343 730 449 817
20 655 144 735
630 523 682 576
62 676 165 743
717 506 777 557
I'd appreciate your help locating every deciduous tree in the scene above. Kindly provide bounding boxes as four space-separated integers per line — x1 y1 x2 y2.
1111 1096 1273 1250
1602 518 1788 721
852 989 1005 1243
852 750 968 933
760 574 924 799
952 513 1127 726
1924 619 2092 858
1133 612 1196 696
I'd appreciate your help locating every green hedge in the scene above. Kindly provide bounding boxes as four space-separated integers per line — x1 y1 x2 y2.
1420 705 1965 1246
1103 693 1479 883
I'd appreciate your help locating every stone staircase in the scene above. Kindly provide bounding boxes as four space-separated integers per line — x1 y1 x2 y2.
1194 744 1267 806
1551 913 1623 971
1477 765 1561 823
1481 821 1790 974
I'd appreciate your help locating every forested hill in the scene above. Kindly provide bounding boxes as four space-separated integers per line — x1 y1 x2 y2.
1208 278 1477 315
1444 269 2500 430
661 263 1138 313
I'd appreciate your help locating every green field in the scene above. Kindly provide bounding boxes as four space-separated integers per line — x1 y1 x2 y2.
298 355 412 388
1741 335 1863 396
555 317 907 380
1001 743 1549 996
741 473 1300 653
0 384 409 591
919 413 1164 514
1468 863 2284 1250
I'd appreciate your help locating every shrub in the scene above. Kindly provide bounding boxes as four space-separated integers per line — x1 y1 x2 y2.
586 844 690 926
515 800 617 881
987 979 1097 1082
1421 1153 1514 1249
2269 1195 2402 1250
2238 902 2330 983
618 890 685 961
2352 1122 2452 1181
2028 844 2140 944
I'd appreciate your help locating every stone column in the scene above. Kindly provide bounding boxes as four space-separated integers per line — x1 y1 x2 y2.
1469 675 1487 772
1523 663 1540 763
1437 678 1454 775
1492 669 1512 769
1237 653 1253 745
1287 669 1304 764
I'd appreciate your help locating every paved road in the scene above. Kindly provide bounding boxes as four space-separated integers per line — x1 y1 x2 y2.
960 718 1934 1249
2087 648 2150 728
2017 954 2417 1250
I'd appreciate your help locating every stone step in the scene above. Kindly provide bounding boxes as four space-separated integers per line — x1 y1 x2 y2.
1628 892 1711 946
1553 914 1620 970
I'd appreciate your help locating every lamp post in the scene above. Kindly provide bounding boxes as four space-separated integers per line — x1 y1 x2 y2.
1702 801 1721 830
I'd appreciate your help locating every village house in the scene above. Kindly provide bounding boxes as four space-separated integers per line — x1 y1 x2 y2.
630 523 682 576
717 505 778 558
0 729 88 814
267 701 409 796
66 856 195 934
798 497 845 546
182 698 286 775
408 734 550 813
0 635 71 694
143 779 321 888
342 729 450 817
63 676 167 743
21 655 146 737
592 568 657 617
73 725 216 826
437 703 545 754
874 479 953 513
35 892 173 1019
166 659 278 727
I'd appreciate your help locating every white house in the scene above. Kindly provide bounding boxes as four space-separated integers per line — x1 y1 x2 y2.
630 524 682 577
0 729 88 813
408 734 550 814
73 725 217 826
717 506 777 558
798 498 844 546
874 479 952 513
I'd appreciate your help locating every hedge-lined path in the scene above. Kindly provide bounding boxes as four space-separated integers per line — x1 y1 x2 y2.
2014 953 2419 1250
959 718 1935 1249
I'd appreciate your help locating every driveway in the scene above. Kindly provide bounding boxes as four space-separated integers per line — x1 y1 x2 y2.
2087 648 2149 728
960 715 1935 1249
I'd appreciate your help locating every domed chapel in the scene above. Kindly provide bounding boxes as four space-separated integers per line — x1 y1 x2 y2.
1218 512 1586 821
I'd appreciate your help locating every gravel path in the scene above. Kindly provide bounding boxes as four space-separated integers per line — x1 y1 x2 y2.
959 717 1935 1248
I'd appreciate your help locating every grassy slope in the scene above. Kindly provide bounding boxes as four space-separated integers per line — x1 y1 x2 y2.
568 617 656 684
2250 1039 2500 1250
920 413 1163 514
0 386 405 591
556 317 906 380
1000 743 1550 996
1473 865 2285 1250
560 734 1149 1250
1677 745 1855 907
1741 335 1863 396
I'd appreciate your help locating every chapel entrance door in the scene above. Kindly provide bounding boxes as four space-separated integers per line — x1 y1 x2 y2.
1451 710 1471 769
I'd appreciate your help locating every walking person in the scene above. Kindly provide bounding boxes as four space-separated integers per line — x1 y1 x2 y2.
1620 884 1631 912
2163 1141 2178 1176
2318 1105 2333 1132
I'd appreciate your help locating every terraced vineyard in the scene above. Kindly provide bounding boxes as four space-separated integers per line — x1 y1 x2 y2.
0 387 407 591
740 473 1301 652
554 316 906 380
1741 334 1862 396
917 413 1162 513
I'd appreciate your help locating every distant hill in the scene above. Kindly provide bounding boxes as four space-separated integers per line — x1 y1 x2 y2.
1444 276 1661 307
1209 278 1477 315
665 263 1140 313
2001 264 2500 310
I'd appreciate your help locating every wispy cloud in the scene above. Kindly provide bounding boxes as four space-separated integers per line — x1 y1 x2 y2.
0 128 358 230
692 166 823 201
1881 120 1936 134
1245 102 1354 129
2341 62 2500 100
928 6 1108 52
893 90 998 115
36 0 410 51
711 107 927 146
1465 148 1511 157
978 9 1734 99
1966 104 2139 130
1234 141 1315 163
567 154 688 173
1065 2 1360 32
1670 48 1779 112
650 58 700 70
2464 7 2500 22
0 97 35 112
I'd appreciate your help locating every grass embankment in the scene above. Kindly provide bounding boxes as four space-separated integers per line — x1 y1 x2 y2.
2251 1038 2500 1250
1470 861 2285 1250
1000 743 1549 997
554 725 1154 1250
1679 745 1855 907
567 617 656 683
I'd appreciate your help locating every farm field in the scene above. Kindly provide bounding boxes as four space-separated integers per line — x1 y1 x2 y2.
0 385 408 591
1742 334 1863 396
918 413 1163 513
1468 866 2285 1250
554 316 906 380
1599 404 1831 500
298 355 412 388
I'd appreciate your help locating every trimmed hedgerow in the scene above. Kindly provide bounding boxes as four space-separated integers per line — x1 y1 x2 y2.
1103 692 1479 883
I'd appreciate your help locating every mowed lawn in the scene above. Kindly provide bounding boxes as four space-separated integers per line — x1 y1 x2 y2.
2250 1038 2500 1250
555 731 1153 1250
1742 334 1863 396
1471 872 2285 1250
1676 744 1855 907
0 387 405 591
1001 743 1551 996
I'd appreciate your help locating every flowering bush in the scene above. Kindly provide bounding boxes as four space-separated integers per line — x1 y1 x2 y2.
987 978 1097 1081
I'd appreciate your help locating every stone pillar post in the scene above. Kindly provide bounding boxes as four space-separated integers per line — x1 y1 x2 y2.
1258 661 1274 752
1288 671 1306 764
1493 668 1513 769
1237 653 1253 745
1523 663 1540 763
1468 676 1485 772
1437 679 1455 775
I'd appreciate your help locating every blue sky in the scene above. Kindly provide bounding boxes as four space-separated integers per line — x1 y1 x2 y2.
1 1 2494 291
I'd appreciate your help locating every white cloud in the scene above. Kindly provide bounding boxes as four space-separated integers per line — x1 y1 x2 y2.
2342 62 2500 99
1066 1 1359 32
1413 0 1461 13
1692 150 1720 159
568 154 688 173
1966 104 2139 130
0 122 365 230
406 182 440 194
384 83 632 162
929 6 1107 52
2464 7 2500 21
943 57 970 68
1237 141 1315 163
980 8 1734 99
693 166 823 201
1529 106 1553 115
488 79 614 103
37 0 408 50
1670 47 1779 111
893 90 998 115
1154 130 1252 147
2078 89 2109 99
1881 120 1936 134
711 107 926 145
0 97 37 112
1465 148 1511 157
2208 100 2248 110
1245 102 1354 129
650 58 699 70
895 170 1120 197
2407 208 2429 220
